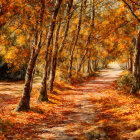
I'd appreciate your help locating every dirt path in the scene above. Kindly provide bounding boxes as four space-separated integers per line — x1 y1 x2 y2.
0 68 124 139
41 68 122 139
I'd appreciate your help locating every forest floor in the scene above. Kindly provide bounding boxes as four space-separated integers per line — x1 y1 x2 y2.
1 68 140 140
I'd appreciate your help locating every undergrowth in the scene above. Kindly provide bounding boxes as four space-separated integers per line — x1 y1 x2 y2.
117 71 132 90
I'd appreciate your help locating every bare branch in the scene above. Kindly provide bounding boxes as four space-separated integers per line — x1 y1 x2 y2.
122 0 140 22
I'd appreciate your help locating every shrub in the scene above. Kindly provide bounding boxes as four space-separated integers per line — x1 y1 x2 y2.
117 71 132 89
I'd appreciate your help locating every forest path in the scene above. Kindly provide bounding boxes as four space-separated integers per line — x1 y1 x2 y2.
36 68 122 139
0 67 125 140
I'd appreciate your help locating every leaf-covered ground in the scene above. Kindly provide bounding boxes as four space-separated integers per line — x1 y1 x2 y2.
0 68 140 140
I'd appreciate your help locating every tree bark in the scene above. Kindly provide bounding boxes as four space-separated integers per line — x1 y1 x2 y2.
16 0 45 111
87 57 91 73
77 0 95 73
128 55 133 72
39 0 62 101
58 0 73 53
129 44 134 72
94 59 98 71
49 20 61 92
16 32 43 111
103 57 108 68
68 0 83 78
131 31 140 93
77 36 90 72
49 0 73 92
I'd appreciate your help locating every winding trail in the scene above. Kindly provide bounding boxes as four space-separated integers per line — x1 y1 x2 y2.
39 68 122 139
0 68 123 139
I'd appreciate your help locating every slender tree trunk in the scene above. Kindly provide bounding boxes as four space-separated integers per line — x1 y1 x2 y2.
131 31 140 93
130 56 133 72
91 60 94 72
87 57 90 73
77 36 90 72
38 45 49 102
127 58 129 70
16 0 45 111
68 0 83 78
94 59 98 71
58 0 73 53
83 62 85 73
49 55 57 92
16 49 36 111
90 58 94 73
87 51 93 73
16 32 43 111
39 0 62 101
49 20 61 92
103 57 108 68
77 0 95 73
49 0 73 92
129 53 133 72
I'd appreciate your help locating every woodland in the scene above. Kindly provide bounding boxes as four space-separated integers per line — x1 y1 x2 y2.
0 0 140 139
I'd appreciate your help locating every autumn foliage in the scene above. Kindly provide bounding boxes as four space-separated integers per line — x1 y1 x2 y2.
0 0 140 139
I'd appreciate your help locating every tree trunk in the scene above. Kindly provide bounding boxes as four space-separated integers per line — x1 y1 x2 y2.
91 60 95 72
16 0 45 111
38 46 49 102
131 31 140 93
47 40 53 79
87 58 90 73
87 51 93 74
77 36 90 72
16 49 36 111
49 20 61 92
77 0 95 73
129 52 133 72
90 58 94 73
94 59 98 71
39 0 62 101
68 0 83 78
82 62 85 73
103 57 108 68
58 0 73 53
16 32 43 111
130 56 133 72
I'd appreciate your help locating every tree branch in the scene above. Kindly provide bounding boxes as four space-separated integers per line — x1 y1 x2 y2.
129 0 140 7
122 0 140 22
